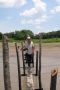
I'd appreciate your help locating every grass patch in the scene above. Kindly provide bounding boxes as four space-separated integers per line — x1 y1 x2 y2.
33 38 60 43
0 38 60 43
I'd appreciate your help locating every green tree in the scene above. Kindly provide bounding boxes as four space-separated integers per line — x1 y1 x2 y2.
14 30 34 40
0 32 2 40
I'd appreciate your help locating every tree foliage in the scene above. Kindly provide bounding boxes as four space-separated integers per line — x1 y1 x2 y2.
35 30 60 39
5 30 34 40
0 32 2 40
0 30 60 41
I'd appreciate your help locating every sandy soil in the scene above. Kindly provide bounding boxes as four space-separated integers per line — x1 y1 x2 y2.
0 43 60 90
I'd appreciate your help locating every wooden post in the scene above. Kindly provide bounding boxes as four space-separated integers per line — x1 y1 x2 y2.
50 68 58 90
32 53 34 68
35 51 38 76
35 34 43 90
21 42 26 76
2 35 11 90
38 34 43 90
15 43 22 90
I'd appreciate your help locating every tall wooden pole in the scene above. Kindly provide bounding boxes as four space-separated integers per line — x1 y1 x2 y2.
35 51 38 76
38 34 43 90
2 35 11 90
15 43 22 90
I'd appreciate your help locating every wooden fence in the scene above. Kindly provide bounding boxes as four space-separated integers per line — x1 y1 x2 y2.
2 35 58 90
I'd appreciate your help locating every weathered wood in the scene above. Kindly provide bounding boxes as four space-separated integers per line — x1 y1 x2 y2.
35 51 38 76
50 68 58 90
38 35 43 90
21 43 26 76
15 43 22 90
2 35 11 90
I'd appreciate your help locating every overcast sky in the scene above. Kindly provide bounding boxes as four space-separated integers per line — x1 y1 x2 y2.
0 0 60 34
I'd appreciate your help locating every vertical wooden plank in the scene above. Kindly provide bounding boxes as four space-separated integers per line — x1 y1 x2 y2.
2 35 11 90
15 43 22 90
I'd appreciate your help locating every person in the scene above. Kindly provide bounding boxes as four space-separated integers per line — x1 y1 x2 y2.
23 36 34 67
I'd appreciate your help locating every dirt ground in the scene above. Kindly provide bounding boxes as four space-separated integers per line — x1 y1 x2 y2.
0 43 60 90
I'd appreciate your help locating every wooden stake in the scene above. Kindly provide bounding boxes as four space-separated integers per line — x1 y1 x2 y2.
15 43 22 90
2 35 11 90
50 68 58 90
21 42 26 76
35 51 38 76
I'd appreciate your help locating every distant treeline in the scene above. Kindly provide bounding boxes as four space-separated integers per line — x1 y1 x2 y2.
0 30 60 40
35 30 60 39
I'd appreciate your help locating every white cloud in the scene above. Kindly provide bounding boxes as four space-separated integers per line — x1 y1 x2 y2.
21 19 33 24
33 0 47 11
20 8 37 16
50 0 60 14
20 14 48 26
34 26 43 34
7 16 13 20
34 14 48 25
55 6 60 12
26 19 33 24
41 15 48 20
50 9 55 14
35 25 42 29
20 0 47 16
0 0 27 7
50 6 60 14
56 0 60 4
0 0 16 7
20 0 27 6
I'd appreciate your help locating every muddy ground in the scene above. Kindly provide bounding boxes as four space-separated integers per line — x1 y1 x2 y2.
0 43 60 90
